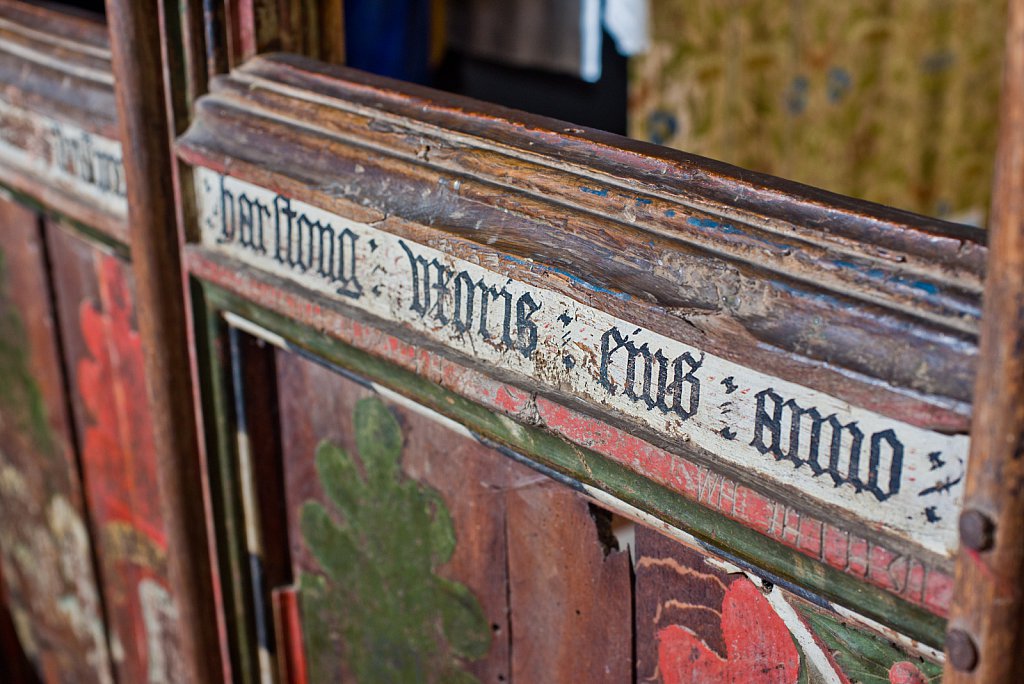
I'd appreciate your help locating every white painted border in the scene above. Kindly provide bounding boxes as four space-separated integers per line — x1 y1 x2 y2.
200 169 968 557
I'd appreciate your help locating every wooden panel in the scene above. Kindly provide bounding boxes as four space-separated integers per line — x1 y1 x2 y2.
273 347 634 683
177 54 982 622
0 1 126 241
193 170 966 561
45 222 183 684
179 54 983 426
506 483 632 682
0 198 111 682
634 524 942 683
944 0 1024 678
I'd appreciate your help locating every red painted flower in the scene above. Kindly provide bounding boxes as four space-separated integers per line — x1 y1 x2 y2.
658 578 800 683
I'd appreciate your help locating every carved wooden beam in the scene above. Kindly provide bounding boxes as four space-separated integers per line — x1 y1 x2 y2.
178 53 984 640
0 1 126 242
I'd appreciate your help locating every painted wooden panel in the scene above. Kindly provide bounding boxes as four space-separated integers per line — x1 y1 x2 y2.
634 524 943 683
0 2 126 240
274 347 634 683
45 222 184 684
206 265 956 628
506 482 632 681
197 170 966 560
178 57 984 628
0 197 112 682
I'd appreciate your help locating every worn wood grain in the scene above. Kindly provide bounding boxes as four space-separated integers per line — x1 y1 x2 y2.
506 484 632 683
105 0 222 681
944 0 1024 679
275 349 512 682
0 200 112 683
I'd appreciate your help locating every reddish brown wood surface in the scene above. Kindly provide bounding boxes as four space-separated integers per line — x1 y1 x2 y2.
104 1 221 681
46 222 183 683
274 348 635 683
276 350 515 682
0 199 112 682
944 0 1024 679
506 483 632 682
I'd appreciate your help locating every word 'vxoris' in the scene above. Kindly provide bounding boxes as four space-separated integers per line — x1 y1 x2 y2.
401 241 540 358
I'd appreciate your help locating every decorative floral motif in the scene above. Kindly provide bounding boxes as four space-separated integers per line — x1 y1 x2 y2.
657 578 800 684
78 255 163 546
300 396 490 683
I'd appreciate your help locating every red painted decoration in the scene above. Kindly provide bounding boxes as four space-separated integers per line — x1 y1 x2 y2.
78 255 181 682
657 578 800 684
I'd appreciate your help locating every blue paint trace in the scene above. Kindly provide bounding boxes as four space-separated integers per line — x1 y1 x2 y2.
580 186 609 197
501 254 631 301
831 260 939 295
686 217 793 253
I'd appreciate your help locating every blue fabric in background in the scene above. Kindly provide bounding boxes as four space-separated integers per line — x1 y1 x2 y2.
344 0 432 84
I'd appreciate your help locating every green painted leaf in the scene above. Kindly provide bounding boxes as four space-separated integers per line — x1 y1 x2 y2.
300 396 489 683
315 440 363 519
354 394 402 486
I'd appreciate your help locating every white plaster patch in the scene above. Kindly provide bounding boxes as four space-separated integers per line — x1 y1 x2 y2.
197 169 968 557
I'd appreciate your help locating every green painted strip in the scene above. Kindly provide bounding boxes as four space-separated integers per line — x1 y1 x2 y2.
192 279 260 683
199 281 947 648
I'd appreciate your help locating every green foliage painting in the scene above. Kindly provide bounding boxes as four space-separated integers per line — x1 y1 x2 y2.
299 397 491 683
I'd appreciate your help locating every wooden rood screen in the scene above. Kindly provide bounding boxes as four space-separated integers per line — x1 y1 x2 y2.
174 53 979 681
2 1 1023 682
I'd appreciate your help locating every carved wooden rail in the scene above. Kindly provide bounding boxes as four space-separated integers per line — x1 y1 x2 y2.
176 54 983 657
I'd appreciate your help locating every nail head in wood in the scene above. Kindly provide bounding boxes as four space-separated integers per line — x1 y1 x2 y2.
946 629 979 672
959 509 995 552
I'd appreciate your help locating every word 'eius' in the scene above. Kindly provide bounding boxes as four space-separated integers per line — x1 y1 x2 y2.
400 241 540 358
216 176 362 298
751 388 904 501
598 327 703 420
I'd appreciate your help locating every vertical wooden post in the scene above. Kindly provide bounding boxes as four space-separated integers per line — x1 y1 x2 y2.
944 0 1024 680
104 1 221 681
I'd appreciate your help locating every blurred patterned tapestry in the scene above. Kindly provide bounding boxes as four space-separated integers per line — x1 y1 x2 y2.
629 0 1006 224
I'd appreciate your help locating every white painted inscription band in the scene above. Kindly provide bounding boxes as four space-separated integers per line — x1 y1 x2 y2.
0 97 126 215
196 168 969 557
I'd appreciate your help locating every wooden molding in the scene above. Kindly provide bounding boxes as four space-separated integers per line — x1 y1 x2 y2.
0 1 127 241
179 53 983 433
178 53 984 627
